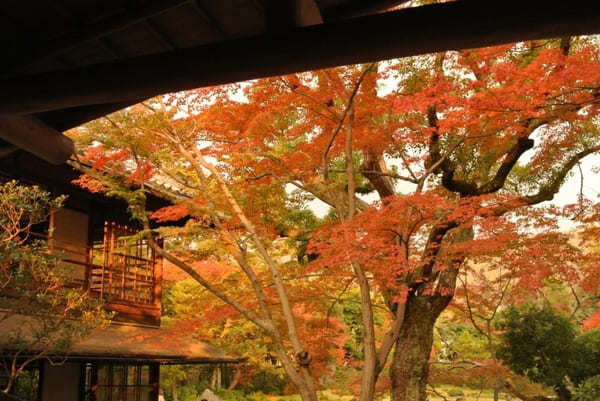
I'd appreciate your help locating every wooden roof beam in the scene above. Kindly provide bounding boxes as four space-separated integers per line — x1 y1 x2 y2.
145 19 178 51
0 116 74 164
295 0 323 27
1 0 599 115
0 144 17 160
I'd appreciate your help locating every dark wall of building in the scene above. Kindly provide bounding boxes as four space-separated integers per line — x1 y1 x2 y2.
41 362 81 401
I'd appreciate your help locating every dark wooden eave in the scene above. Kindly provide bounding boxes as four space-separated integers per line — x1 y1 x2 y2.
3 1 600 118
0 0 599 164
0 148 170 219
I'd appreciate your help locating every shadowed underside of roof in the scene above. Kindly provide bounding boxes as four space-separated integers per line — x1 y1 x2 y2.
0 314 244 364
0 0 599 165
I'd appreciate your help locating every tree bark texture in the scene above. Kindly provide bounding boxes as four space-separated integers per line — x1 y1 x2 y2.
390 293 450 401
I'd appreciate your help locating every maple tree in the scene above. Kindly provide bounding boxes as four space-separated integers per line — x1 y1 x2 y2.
71 35 600 401
71 105 348 401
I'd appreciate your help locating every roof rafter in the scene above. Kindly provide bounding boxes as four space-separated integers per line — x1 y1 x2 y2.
2 0 190 76
189 1 228 39
144 19 177 51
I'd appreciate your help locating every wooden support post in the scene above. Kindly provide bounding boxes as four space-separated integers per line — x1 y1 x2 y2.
153 238 163 313
0 115 74 164
101 221 109 299
48 207 56 252
85 246 92 291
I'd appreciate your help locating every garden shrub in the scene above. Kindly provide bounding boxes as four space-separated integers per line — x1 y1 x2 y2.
447 388 464 397
573 375 600 401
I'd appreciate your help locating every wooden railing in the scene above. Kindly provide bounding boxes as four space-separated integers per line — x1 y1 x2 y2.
32 232 158 306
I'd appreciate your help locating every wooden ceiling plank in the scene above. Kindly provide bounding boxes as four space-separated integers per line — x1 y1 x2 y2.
250 0 265 17
46 1 78 23
265 0 323 30
96 38 123 60
145 19 177 51
1 0 600 115
3 0 190 76
54 54 76 68
265 0 296 32
265 0 323 31
189 1 228 39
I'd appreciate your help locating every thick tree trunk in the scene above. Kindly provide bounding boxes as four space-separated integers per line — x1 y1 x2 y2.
389 223 469 401
390 285 458 401
355 263 377 401
390 295 439 401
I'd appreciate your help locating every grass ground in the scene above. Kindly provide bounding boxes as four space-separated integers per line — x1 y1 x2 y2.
426 385 500 401
270 386 505 401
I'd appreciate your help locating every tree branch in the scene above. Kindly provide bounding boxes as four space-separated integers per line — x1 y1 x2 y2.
492 144 600 215
146 239 274 334
477 137 535 194
323 63 375 180
361 150 396 198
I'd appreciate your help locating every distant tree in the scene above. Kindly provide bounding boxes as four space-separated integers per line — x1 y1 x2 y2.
438 254 597 401
160 277 288 394
572 329 600 387
0 181 108 397
496 305 600 401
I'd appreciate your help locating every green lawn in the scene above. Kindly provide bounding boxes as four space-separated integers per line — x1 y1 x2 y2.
426 385 500 401
269 386 504 401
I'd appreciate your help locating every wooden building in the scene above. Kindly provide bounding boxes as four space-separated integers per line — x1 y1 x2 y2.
0 148 243 401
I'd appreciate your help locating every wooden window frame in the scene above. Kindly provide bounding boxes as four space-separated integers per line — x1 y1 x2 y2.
80 362 159 401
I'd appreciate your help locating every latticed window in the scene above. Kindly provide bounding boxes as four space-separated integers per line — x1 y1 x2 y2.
81 362 158 401
89 222 158 305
